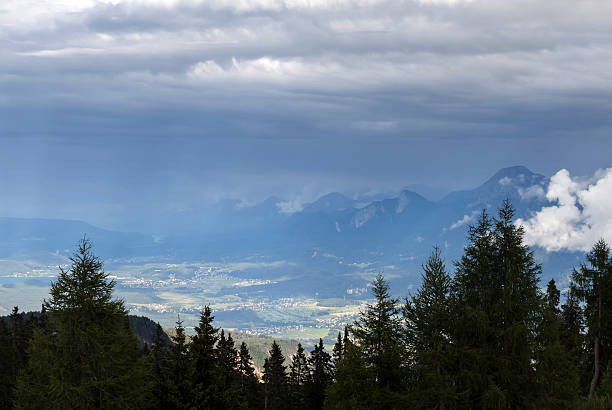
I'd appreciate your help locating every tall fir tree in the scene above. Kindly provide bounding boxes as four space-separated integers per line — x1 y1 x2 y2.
347 274 405 407
403 246 456 409
217 330 246 409
238 341 261 409
8 306 28 391
168 317 193 409
324 333 374 410
151 323 172 409
306 338 333 410
263 340 289 410
572 239 612 398
332 331 344 370
535 279 581 408
561 287 585 354
289 343 308 409
452 201 543 408
14 238 150 410
190 305 220 407
0 319 14 410
451 209 497 408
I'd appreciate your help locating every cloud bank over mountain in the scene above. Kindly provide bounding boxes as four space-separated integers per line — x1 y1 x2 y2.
518 168 612 252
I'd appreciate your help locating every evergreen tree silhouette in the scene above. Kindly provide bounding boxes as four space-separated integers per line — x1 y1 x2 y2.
14 238 150 409
306 338 333 410
403 246 456 408
263 340 288 410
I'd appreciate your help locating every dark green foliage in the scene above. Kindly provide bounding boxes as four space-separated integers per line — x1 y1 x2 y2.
546 279 561 310
351 274 404 393
329 274 405 409
562 287 585 353
451 201 543 409
217 330 247 409
572 239 612 398
403 246 456 409
14 238 150 410
332 332 343 370
0 306 31 410
324 336 373 410
264 340 289 410
151 323 172 409
167 318 193 409
9 306 29 383
238 341 261 409
535 279 581 408
190 305 221 407
590 369 612 408
306 339 333 410
0 319 14 410
289 343 308 409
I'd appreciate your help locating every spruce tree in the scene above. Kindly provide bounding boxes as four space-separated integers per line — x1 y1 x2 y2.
263 340 288 410
561 287 585 354
306 338 333 410
190 305 220 407
350 274 405 405
151 323 172 409
14 238 150 409
403 246 455 408
546 279 561 310
572 239 612 398
535 279 580 408
238 341 261 409
332 332 343 370
289 343 308 409
493 200 542 405
217 330 245 409
324 334 373 410
167 317 193 409
0 319 14 410
452 202 543 408
561 285 586 394
8 306 28 385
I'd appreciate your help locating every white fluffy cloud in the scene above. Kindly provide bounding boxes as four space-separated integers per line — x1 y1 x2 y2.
450 210 478 230
518 184 546 200
517 168 612 252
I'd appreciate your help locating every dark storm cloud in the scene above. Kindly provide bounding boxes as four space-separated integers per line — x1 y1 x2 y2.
1 0 612 228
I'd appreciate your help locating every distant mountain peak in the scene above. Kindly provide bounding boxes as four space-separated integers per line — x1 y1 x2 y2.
303 192 354 213
441 165 547 206
483 166 546 190
489 165 535 181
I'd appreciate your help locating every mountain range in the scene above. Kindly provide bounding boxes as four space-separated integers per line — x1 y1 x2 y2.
0 166 581 287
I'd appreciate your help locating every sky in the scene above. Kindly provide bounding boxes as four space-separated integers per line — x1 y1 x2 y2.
1 0 612 232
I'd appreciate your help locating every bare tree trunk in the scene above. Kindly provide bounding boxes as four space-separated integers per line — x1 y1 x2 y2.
588 295 603 399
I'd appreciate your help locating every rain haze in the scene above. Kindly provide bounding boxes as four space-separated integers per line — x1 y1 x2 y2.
1 0 612 237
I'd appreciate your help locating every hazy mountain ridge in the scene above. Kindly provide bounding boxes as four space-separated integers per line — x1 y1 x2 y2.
0 166 560 272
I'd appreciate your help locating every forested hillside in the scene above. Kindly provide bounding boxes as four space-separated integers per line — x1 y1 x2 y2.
1 201 612 409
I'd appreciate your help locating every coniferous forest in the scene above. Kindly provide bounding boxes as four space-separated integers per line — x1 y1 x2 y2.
2 200 612 409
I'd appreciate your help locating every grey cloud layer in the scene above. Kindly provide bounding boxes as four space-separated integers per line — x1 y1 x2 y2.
1 0 612 223
4 0 612 115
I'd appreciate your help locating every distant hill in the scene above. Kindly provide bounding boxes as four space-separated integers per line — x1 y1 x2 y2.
0 217 158 260
0 312 171 348
163 327 302 373
129 315 172 348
